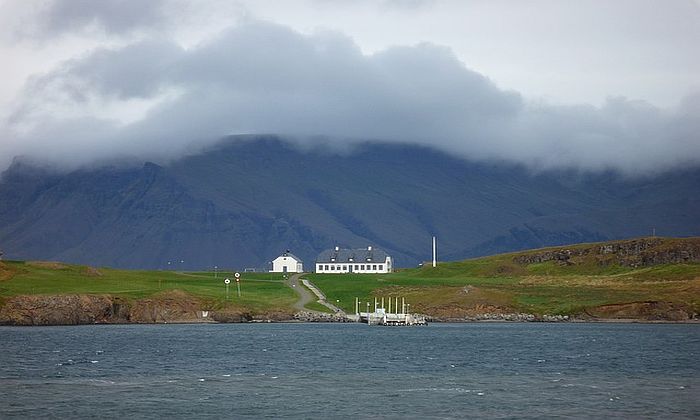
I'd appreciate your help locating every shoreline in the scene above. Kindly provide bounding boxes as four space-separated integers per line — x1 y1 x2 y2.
2 316 699 327
1 294 696 327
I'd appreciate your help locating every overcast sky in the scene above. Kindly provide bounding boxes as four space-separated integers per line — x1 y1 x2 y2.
0 0 699 174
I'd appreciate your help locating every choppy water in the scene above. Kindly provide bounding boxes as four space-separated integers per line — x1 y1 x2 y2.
0 323 698 419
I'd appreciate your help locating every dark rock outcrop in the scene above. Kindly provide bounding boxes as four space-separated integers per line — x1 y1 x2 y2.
128 290 203 323
513 238 700 268
584 301 695 321
0 294 129 325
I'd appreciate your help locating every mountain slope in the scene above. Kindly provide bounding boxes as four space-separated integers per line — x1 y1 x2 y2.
1 136 699 269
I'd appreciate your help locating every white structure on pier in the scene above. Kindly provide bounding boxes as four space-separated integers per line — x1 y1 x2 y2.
352 296 427 326
315 246 393 274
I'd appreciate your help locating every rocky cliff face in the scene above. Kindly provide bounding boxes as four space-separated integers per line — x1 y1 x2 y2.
127 290 205 323
0 295 128 325
513 237 700 268
0 290 300 326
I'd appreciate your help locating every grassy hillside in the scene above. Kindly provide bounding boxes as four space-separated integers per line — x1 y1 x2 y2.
307 237 700 318
0 261 296 313
1 237 698 320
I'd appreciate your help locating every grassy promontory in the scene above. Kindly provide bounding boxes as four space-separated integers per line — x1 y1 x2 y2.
0 237 698 324
309 237 700 320
0 262 298 324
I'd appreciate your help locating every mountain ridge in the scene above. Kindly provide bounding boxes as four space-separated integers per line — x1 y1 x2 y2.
1 136 699 269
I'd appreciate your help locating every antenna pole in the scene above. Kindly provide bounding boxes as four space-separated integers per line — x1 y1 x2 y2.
432 236 437 268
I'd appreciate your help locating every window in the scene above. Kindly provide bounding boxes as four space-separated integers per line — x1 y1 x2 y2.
372 264 377 270
355 265 359 270
343 265 347 271
336 265 341 271
361 265 365 270
378 264 383 270
331 258 335 262
325 265 329 270
331 266 335 271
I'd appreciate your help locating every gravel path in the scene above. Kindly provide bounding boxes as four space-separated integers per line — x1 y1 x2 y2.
285 273 345 314
285 273 316 311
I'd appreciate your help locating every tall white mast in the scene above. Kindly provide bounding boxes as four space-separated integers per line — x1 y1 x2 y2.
432 236 437 268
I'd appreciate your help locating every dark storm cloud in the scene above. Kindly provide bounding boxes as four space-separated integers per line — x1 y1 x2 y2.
3 20 699 175
36 0 167 35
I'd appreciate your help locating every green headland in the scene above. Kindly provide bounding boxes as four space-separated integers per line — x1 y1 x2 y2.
1 237 698 324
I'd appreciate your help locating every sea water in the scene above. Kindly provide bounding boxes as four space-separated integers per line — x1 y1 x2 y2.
0 323 697 419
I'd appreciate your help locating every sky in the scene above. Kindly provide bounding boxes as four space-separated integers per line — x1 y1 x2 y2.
0 0 699 175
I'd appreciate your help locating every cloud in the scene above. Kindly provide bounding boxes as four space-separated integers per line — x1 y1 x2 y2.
34 0 167 36
2 20 699 175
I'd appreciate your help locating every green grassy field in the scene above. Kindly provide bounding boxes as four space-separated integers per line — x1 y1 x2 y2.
0 261 297 312
1 237 698 318
306 238 700 316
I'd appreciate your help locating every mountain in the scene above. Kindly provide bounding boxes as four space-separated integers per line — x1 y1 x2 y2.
1 136 699 269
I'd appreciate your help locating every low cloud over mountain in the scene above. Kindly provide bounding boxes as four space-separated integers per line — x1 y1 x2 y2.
2 137 699 269
0 15 697 175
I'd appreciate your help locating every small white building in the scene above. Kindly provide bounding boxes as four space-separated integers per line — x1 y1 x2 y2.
270 250 303 273
315 246 393 274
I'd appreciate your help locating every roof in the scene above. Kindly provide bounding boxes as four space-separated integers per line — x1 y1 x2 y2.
275 251 302 262
316 247 390 263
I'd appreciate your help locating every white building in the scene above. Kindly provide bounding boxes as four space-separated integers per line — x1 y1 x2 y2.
315 246 393 274
270 250 303 273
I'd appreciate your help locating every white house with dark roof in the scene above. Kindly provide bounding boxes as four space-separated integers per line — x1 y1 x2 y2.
270 250 303 273
315 246 393 274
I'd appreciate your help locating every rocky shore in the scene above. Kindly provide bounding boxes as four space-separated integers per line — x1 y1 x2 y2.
0 292 295 326
0 293 696 326
433 313 571 322
293 311 352 322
